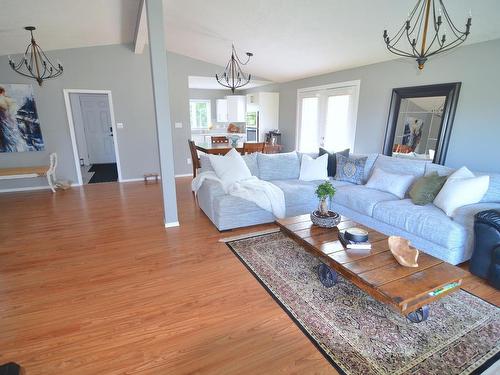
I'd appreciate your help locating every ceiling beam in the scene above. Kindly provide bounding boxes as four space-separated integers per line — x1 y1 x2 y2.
133 0 147 54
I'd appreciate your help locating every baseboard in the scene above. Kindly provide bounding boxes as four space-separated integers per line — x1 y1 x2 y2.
120 178 145 183
164 221 180 228
175 174 192 178
0 185 52 193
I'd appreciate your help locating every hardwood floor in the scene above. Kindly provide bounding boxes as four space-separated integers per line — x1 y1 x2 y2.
0 178 498 374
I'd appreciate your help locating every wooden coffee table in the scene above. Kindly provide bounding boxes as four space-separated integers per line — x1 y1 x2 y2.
276 214 468 323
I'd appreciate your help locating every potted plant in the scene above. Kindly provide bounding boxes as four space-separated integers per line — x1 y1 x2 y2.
311 181 340 228
315 181 336 216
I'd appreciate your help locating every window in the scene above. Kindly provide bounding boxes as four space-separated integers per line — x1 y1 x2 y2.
189 99 211 129
296 81 360 153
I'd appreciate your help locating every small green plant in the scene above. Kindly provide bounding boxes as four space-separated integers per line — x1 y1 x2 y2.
315 181 336 200
315 181 336 215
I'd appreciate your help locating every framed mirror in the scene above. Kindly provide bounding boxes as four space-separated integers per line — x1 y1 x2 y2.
383 82 461 165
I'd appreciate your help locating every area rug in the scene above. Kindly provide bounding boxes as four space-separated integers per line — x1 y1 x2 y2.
226 232 500 375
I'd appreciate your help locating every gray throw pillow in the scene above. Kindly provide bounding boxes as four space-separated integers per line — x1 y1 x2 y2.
335 154 367 185
319 147 350 177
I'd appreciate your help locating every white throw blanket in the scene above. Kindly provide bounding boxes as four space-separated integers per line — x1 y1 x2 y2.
192 171 286 218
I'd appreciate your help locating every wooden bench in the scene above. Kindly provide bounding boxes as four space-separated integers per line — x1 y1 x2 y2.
0 153 57 192
0 166 48 180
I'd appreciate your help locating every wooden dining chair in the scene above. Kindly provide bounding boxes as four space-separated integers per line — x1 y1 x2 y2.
188 140 201 178
242 142 265 154
211 136 229 144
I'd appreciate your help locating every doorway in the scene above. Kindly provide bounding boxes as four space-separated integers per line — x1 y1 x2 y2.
64 90 122 185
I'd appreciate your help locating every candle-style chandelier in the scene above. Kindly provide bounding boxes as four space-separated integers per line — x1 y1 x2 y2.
216 44 253 93
8 26 64 86
383 0 472 70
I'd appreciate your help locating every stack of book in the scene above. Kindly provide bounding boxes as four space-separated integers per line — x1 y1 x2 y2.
338 230 371 250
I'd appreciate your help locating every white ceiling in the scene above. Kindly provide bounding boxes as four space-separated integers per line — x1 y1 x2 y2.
2 0 500 82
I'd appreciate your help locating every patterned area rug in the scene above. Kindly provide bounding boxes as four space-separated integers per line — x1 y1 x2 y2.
226 232 500 375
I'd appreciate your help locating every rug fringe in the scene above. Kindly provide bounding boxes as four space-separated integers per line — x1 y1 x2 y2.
219 228 281 243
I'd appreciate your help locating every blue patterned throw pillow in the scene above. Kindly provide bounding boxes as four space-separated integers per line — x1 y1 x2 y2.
336 154 367 185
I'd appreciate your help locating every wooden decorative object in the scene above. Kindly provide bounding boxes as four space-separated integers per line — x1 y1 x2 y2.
388 236 419 267
227 123 240 133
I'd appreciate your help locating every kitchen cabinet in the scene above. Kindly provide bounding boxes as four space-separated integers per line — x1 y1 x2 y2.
226 95 247 122
216 99 228 122
216 96 247 123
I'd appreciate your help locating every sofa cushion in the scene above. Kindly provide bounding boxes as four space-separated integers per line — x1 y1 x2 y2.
319 147 349 177
200 153 259 176
479 172 500 203
373 154 427 177
366 168 415 199
271 179 324 209
333 185 399 216
299 153 328 181
335 154 367 185
257 152 300 181
409 172 447 205
425 163 454 176
434 167 490 216
373 199 466 249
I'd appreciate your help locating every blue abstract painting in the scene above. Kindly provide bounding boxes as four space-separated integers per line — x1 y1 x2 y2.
0 83 44 152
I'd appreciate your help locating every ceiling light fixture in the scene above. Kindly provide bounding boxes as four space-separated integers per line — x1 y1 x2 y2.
383 0 472 70
8 26 63 86
216 44 253 93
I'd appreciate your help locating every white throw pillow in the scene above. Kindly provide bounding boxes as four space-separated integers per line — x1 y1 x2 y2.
433 166 490 216
365 168 415 199
208 148 252 188
299 153 328 181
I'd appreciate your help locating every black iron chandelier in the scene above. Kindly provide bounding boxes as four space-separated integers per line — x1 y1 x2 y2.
8 26 63 86
383 0 472 70
216 44 253 93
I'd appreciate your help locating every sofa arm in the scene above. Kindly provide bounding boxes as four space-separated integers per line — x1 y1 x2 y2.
470 209 500 283
475 209 500 231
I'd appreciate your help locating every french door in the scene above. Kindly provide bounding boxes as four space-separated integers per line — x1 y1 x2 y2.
297 81 360 153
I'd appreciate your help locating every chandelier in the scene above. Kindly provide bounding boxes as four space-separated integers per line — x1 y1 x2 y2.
383 0 472 70
216 44 253 93
8 26 63 86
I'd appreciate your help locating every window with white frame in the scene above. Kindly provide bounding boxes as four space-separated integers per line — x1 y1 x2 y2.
189 99 212 129
296 81 360 153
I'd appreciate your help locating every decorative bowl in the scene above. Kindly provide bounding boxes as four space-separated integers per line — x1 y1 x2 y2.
388 236 419 267
310 210 341 228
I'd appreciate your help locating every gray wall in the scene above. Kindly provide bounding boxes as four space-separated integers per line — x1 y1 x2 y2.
0 44 229 190
253 38 500 173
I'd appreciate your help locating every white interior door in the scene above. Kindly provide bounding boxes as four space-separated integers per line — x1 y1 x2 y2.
297 83 359 153
79 94 115 164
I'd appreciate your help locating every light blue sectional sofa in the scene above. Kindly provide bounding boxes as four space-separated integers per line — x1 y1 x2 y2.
196 152 500 265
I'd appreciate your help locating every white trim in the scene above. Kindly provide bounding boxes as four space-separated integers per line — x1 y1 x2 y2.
164 221 180 228
0 182 82 194
174 173 192 177
120 178 145 183
0 185 51 193
295 80 361 152
296 80 361 94
63 89 123 185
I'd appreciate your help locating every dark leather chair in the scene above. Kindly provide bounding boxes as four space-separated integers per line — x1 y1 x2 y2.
470 209 500 289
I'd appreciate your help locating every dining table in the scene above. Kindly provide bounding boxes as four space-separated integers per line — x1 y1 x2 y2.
195 141 282 155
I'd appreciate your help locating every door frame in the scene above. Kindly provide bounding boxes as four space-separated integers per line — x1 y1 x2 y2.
63 89 122 185
295 80 361 152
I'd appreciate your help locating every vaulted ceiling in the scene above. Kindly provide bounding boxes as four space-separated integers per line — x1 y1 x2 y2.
1 0 500 82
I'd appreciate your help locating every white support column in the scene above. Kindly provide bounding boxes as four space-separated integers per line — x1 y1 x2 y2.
146 0 179 227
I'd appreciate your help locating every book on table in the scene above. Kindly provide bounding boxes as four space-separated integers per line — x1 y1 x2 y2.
338 231 371 250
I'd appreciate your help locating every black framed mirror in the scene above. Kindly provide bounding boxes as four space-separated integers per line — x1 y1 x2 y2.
383 82 461 165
